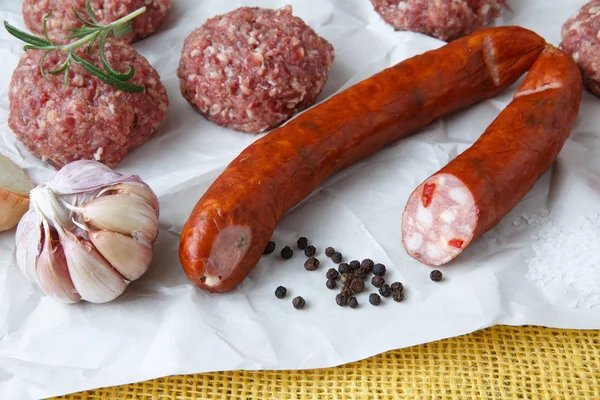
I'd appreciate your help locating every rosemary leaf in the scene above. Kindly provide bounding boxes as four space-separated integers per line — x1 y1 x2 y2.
42 12 54 44
99 30 134 81
4 21 52 47
47 58 71 75
86 31 101 54
71 6 98 28
66 26 101 39
72 53 144 93
86 0 99 24
40 49 52 81
64 64 70 87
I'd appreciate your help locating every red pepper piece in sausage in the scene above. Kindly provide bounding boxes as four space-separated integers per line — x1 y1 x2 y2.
401 45 582 267
180 27 546 292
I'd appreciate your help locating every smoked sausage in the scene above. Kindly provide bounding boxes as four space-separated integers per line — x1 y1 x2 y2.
180 27 546 292
401 45 582 266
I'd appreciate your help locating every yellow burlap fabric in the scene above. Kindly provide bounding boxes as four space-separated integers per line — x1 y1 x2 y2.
54 325 600 399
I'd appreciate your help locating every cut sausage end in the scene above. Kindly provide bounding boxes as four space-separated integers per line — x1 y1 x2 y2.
402 174 477 266
203 225 252 288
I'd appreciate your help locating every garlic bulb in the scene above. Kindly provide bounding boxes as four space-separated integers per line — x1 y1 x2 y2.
15 160 160 304
0 154 35 232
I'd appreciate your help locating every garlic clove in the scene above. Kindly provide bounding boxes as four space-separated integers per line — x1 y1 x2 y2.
70 194 158 243
0 154 34 195
59 229 128 304
15 208 42 283
89 230 153 281
0 154 35 232
36 221 81 303
0 189 31 232
100 182 160 217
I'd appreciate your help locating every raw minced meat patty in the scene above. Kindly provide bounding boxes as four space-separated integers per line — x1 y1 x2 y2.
177 5 335 134
22 0 171 44
370 0 504 41
8 40 168 169
561 0 600 97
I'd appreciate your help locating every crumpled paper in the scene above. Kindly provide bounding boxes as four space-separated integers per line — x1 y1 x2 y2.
1 0 599 398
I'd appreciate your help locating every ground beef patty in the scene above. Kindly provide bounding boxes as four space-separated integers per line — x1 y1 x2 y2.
561 1 600 97
8 40 168 169
22 0 171 43
177 6 335 134
370 0 504 41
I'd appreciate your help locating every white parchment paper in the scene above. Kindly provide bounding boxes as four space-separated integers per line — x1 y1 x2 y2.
1 0 599 398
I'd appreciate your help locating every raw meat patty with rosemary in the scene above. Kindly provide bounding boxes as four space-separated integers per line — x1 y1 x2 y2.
561 0 600 97
8 39 168 168
370 0 505 41
177 5 335 133
22 0 171 43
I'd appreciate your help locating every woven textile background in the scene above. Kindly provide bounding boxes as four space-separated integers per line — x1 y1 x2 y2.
53 325 600 399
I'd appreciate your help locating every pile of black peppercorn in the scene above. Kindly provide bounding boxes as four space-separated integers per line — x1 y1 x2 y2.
322 249 407 308
263 237 418 310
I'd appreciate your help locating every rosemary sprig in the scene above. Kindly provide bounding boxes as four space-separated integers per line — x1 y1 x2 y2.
3 1 146 93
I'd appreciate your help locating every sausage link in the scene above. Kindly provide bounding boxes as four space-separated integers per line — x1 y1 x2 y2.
401 45 582 266
180 27 546 292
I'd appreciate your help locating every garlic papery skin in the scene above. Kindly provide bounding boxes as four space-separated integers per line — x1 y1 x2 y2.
0 154 35 232
36 221 81 304
29 185 73 231
59 229 128 304
14 160 159 304
89 230 152 281
68 194 159 243
47 160 129 195
15 209 42 283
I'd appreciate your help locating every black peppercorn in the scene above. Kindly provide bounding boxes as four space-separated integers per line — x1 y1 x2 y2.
349 260 360 271
373 263 386 276
274 286 287 299
281 246 293 259
304 245 316 257
336 294 348 306
331 252 343 264
341 284 354 297
264 241 276 255
391 282 404 293
392 291 405 302
371 276 385 288
430 270 443 282
348 297 358 309
326 279 337 290
292 296 306 309
361 259 374 272
338 263 351 274
350 278 365 293
353 268 367 280
297 237 308 250
326 268 339 280
369 293 381 306
340 273 352 285
304 257 320 271
325 247 335 257
379 284 392 297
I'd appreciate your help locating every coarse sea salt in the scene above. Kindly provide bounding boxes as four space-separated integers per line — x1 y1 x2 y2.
513 209 550 227
525 213 600 308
